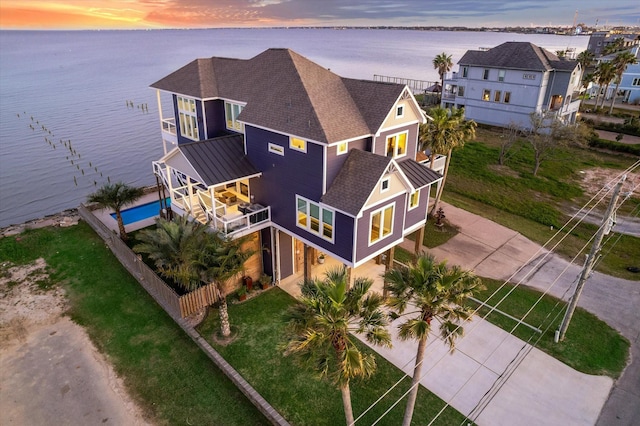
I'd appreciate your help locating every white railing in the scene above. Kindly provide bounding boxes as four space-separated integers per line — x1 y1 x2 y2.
162 118 176 135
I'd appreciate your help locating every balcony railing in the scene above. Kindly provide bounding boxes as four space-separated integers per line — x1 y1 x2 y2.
162 118 176 135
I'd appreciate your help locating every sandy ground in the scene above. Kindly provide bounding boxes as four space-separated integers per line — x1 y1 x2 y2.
0 258 151 426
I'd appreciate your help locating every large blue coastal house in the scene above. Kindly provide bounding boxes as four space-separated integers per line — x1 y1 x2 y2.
150 48 441 284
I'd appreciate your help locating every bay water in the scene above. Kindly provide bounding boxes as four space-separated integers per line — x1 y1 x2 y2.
0 28 587 227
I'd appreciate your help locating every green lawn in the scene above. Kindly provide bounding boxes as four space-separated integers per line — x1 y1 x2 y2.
198 288 468 426
0 224 269 426
471 278 629 378
442 129 640 280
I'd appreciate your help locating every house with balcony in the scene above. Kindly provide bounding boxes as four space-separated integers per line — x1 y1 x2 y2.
150 48 442 285
441 42 582 130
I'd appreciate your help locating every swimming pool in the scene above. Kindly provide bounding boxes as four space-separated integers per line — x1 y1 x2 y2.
111 198 171 225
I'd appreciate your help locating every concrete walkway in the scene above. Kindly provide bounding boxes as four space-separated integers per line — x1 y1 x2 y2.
279 201 630 425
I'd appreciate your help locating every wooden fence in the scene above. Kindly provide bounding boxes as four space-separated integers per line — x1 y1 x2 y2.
78 204 219 318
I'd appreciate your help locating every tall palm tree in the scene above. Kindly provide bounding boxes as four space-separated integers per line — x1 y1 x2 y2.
595 61 616 110
383 254 483 426
432 52 453 96
87 182 143 242
576 50 595 72
419 107 477 215
608 51 638 114
283 268 391 425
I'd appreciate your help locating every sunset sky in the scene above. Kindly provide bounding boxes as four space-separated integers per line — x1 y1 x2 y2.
1 0 638 30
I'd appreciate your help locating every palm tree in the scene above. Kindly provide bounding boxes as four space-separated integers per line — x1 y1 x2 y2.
432 52 453 96
576 50 595 72
383 253 483 426
135 216 252 337
87 182 143 242
419 107 477 215
196 231 253 337
608 51 638 114
134 215 207 291
595 62 616 110
283 267 391 425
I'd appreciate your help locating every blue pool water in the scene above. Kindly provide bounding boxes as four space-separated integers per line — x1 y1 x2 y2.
111 198 170 225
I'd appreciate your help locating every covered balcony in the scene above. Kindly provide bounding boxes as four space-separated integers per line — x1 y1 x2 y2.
152 135 269 238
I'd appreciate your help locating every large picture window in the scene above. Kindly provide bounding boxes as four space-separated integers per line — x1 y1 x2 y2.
224 101 244 133
177 96 198 141
296 196 334 241
386 131 407 158
370 204 394 244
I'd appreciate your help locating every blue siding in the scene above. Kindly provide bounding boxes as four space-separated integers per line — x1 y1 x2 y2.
355 193 406 263
245 125 353 258
325 138 369 189
204 99 227 138
404 189 428 231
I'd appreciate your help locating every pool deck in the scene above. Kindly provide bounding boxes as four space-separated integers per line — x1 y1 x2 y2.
91 192 164 234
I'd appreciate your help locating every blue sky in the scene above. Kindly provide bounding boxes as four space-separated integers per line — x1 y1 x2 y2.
1 0 638 30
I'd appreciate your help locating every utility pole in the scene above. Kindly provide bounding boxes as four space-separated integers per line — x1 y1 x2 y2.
556 176 626 342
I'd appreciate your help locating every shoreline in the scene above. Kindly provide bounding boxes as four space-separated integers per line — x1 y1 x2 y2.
0 208 80 238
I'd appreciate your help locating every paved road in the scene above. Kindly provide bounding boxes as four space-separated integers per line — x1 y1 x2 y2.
425 202 640 426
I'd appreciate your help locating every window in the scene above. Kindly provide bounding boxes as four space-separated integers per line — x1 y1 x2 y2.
386 131 407 158
498 70 506 82
381 178 390 192
409 190 419 209
482 90 491 101
632 78 640 86
396 105 404 118
296 196 334 241
462 66 468 78
224 101 244 133
337 142 348 155
457 86 465 97
494 90 502 102
504 92 511 103
290 137 306 152
370 204 394 244
177 96 198 141
268 143 284 156
523 73 536 80
483 69 490 80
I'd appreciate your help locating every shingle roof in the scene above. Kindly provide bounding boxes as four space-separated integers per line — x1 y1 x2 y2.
151 48 405 144
458 42 578 72
397 158 442 190
321 149 391 216
177 134 260 187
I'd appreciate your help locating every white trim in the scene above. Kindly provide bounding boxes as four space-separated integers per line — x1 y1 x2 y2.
385 130 409 159
376 120 420 135
368 202 395 246
268 143 285 156
352 236 403 269
408 189 420 211
295 195 335 243
336 142 348 155
289 136 307 153
404 219 426 235
396 104 405 118
380 177 391 193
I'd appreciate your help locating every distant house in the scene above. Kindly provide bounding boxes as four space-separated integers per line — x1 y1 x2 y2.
590 46 640 105
441 42 582 130
587 31 640 57
149 48 442 285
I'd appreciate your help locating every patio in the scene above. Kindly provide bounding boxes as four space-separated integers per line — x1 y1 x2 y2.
277 252 388 299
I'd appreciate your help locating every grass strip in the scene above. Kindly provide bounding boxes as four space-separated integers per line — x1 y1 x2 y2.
0 224 269 425
198 288 468 426
471 278 629 378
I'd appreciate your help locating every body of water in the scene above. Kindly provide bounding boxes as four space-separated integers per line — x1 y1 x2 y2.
0 28 587 227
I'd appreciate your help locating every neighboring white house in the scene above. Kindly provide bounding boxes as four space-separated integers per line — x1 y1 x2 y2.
441 42 582 130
